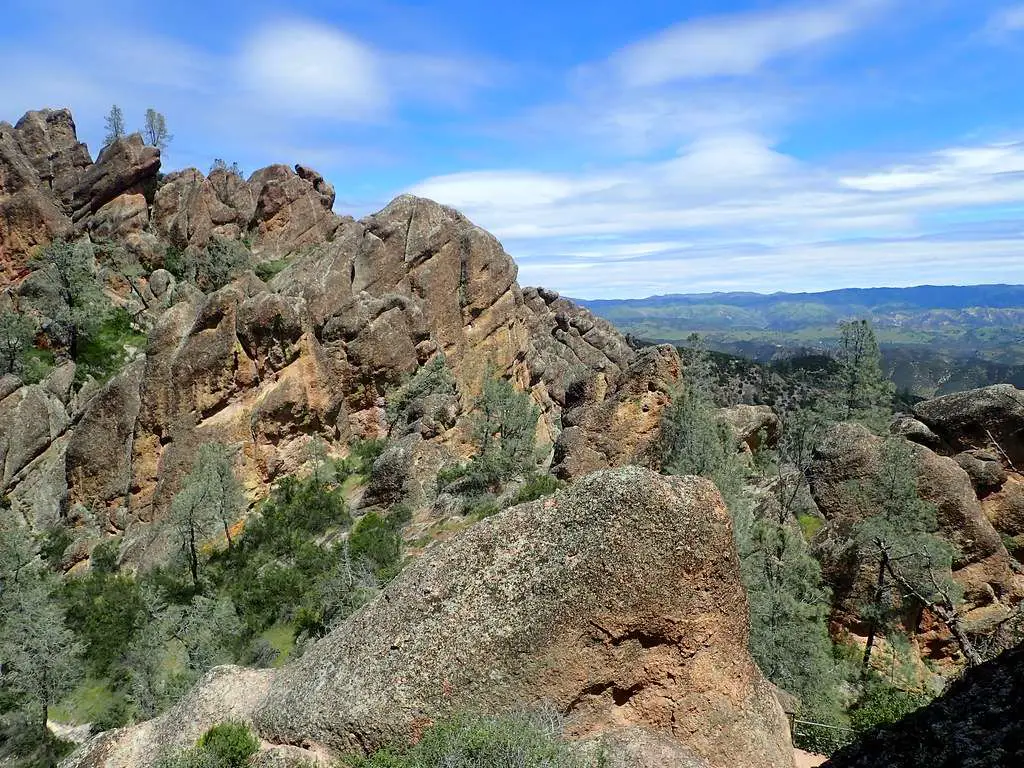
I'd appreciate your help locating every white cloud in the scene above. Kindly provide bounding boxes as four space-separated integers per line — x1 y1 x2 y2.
408 135 1024 296
238 20 388 119
840 143 1024 191
607 0 882 86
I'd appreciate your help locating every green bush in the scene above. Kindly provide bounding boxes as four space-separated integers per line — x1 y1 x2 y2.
254 259 290 283
350 507 409 582
849 679 931 733
510 473 562 506
349 712 589 768
74 307 147 384
197 721 260 768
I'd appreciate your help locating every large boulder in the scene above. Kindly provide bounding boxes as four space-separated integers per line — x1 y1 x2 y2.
66 467 795 768
70 134 160 223
808 423 1022 652
913 384 1024 467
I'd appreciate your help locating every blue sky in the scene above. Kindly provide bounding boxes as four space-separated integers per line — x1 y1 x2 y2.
3 0 1024 298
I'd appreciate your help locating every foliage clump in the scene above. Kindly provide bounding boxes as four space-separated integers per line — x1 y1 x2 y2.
349 711 592 768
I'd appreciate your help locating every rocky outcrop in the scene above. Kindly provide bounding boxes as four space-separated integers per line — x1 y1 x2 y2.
823 641 1024 768
12 109 91 205
808 422 1023 659
65 467 795 768
1 107 684 566
720 404 782 453
552 345 681 480
913 384 1024 468
0 120 74 282
70 135 160 223
150 164 341 259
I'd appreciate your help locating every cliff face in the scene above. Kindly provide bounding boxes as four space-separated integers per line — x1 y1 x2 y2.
0 108 679 566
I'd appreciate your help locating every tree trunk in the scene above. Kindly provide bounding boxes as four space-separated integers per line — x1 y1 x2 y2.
862 550 889 673
189 525 199 587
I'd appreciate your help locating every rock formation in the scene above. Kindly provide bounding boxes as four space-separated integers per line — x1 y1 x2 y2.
807 421 1022 660
0 109 684 564
64 467 795 768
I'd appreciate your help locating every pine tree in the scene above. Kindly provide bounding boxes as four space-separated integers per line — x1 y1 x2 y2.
852 437 976 669
28 239 107 362
103 104 125 146
0 518 82 766
836 319 894 431
143 108 172 150
0 309 34 376
466 370 540 489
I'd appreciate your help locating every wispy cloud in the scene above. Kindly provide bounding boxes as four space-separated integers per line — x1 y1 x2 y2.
605 0 885 86
409 134 1024 296
987 4 1024 34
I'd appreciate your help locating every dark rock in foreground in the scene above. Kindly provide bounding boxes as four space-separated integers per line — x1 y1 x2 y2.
824 641 1024 768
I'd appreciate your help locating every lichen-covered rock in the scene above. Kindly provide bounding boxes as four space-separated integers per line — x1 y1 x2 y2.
63 467 794 768
256 466 793 768
64 666 275 768
719 404 782 453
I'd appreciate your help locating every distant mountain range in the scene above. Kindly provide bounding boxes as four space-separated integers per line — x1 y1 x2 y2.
576 284 1024 396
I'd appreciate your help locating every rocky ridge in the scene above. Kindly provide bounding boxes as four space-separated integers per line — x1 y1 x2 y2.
0 108 678 566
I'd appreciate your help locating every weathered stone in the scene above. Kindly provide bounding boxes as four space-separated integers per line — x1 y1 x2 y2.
889 413 944 450
720 404 782 453
553 345 681 480
0 121 72 283
70 134 160 222
64 468 795 768
12 108 91 204
914 384 1024 467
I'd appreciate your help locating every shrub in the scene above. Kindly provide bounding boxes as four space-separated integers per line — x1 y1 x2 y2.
849 679 931 733
254 258 289 283
197 721 260 768
510 473 562 506
74 306 147 384
349 711 588 768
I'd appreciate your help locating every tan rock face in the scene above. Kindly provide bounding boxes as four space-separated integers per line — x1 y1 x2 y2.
70 134 160 223
12 109 92 205
553 345 681 480
1 106 679 571
0 122 73 284
66 468 794 768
